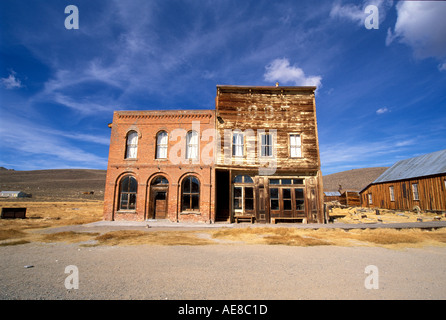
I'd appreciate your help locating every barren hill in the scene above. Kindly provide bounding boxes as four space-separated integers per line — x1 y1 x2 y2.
0 167 389 201
322 167 388 192
0 169 106 201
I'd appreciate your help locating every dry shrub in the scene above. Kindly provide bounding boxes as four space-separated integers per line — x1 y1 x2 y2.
0 229 28 241
41 231 100 243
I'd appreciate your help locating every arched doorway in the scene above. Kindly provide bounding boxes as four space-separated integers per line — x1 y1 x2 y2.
148 176 169 220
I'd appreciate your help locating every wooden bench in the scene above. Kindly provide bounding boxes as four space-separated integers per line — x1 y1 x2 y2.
271 217 307 224
234 216 255 223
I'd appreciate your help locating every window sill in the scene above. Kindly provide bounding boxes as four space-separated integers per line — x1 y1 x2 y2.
180 211 201 215
117 210 137 214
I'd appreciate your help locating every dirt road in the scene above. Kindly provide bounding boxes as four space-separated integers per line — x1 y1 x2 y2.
1 242 445 300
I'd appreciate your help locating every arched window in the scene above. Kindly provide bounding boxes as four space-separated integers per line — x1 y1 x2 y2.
156 131 168 159
233 175 254 184
151 176 169 185
119 176 137 210
125 131 138 159
186 130 198 159
181 176 200 211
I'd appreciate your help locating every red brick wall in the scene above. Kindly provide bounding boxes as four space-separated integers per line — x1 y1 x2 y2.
103 110 215 223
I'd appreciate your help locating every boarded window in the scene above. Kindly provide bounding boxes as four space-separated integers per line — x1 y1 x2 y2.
389 186 395 202
368 193 372 205
412 183 419 201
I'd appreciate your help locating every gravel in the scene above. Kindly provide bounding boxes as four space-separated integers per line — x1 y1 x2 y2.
1 241 445 300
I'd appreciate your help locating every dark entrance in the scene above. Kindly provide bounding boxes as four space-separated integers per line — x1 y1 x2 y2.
215 170 230 222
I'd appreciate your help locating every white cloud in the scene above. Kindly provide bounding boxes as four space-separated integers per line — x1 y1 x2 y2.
376 107 389 115
330 2 365 26
0 113 108 168
264 58 322 87
1 70 23 89
386 1 446 65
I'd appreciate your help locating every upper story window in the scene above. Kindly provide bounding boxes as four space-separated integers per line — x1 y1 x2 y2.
260 133 272 157
156 131 168 159
186 130 199 159
232 132 244 157
125 131 138 159
289 134 302 158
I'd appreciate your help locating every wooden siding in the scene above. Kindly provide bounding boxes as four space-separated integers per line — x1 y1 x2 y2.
360 174 446 211
215 86 320 171
340 191 360 207
215 86 325 223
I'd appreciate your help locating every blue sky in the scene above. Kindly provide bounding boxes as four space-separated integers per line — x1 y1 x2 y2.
0 0 445 175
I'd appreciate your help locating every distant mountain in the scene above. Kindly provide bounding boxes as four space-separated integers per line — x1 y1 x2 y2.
1 166 389 201
0 169 106 201
322 167 389 192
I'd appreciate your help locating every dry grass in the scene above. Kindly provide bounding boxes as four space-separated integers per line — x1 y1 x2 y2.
0 201 103 246
94 230 214 246
0 201 445 248
211 227 446 248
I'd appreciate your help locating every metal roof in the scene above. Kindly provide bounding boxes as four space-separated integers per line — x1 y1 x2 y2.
324 191 341 196
373 149 446 184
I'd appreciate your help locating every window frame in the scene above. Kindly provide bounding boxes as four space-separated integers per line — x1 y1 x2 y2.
412 183 419 201
125 131 138 159
155 131 168 160
186 130 199 160
289 133 302 158
389 186 395 202
260 133 273 157
232 132 244 157
181 176 200 212
119 175 137 211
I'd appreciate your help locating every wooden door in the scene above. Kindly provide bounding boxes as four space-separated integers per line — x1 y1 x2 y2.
149 188 168 219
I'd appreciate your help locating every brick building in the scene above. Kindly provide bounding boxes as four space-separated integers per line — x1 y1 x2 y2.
103 85 325 223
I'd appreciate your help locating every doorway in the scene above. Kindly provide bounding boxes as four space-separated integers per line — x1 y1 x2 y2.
148 176 169 220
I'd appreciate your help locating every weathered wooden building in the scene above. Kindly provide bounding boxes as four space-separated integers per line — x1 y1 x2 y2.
103 85 325 223
359 149 446 212
214 85 325 224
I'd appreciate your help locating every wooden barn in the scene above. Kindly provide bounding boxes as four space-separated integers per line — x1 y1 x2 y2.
324 191 341 203
359 149 446 212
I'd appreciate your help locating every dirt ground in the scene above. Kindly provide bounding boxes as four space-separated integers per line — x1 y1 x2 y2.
1 200 445 300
